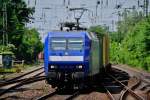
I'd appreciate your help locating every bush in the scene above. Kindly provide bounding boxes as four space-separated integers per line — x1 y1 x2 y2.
0 44 16 53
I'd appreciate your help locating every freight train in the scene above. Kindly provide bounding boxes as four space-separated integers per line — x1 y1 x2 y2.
44 29 110 89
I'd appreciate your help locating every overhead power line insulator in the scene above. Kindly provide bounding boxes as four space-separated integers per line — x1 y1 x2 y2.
97 1 100 5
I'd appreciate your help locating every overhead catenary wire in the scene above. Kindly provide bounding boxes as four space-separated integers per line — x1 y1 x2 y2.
26 0 148 33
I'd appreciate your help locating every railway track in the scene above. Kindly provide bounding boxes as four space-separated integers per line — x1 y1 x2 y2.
0 67 43 87
1 65 148 100
102 85 116 100
3 67 43 81
37 68 129 100
0 67 45 97
37 89 80 100
37 83 118 100
108 74 144 100
0 72 45 96
113 65 150 98
37 91 59 100
113 65 150 85
65 90 80 100
119 76 141 100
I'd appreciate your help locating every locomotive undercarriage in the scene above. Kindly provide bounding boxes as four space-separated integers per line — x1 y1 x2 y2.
45 63 106 89
46 71 103 90
46 70 86 89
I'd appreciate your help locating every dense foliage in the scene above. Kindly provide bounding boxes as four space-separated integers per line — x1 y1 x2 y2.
88 25 106 39
0 0 43 63
110 11 150 71
88 25 105 35
17 29 43 62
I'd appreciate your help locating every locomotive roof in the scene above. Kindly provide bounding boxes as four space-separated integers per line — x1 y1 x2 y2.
48 31 88 37
47 31 98 40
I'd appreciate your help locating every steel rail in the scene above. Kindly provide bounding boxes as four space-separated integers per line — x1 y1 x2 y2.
36 91 59 100
105 89 116 100
100 83 116 100
108 74 144 100
140 84 150 90
66 90 80 100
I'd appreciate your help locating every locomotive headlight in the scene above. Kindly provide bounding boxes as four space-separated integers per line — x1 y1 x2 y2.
78 65 83 69
51 65 55 69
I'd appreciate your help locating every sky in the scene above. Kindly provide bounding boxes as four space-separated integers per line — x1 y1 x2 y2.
24 0 148 42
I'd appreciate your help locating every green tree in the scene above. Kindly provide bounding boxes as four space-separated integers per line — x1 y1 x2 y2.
88 25 106 39
110 13 150 71
122 19 150 70
88 25 106 34
16 29 43 63
0 0 43 63
117 10 143 42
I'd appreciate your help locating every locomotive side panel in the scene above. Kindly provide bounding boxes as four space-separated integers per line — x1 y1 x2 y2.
98 38 104 73
44 36 49 75
87 32 102 76
89 39 100 76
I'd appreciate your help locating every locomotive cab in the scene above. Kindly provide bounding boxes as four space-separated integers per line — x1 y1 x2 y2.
44 31 90 88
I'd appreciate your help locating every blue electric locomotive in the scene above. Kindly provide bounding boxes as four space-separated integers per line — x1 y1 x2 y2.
44 31 105 88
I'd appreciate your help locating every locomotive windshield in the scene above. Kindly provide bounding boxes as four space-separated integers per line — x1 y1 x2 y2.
50 38 83 50
51 38 66 50
68 38 83 50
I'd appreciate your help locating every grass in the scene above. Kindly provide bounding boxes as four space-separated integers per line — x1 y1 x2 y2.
0 68 18 73
0 61 43 73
